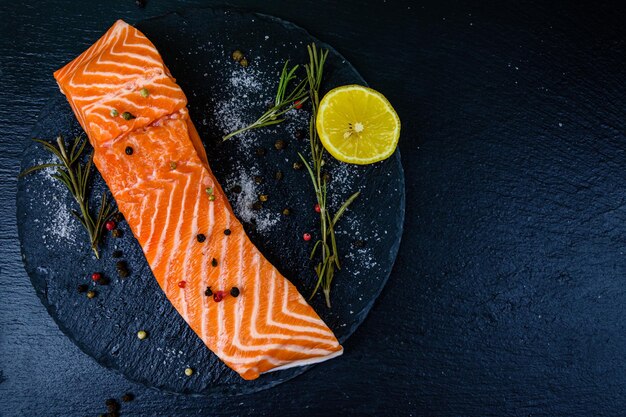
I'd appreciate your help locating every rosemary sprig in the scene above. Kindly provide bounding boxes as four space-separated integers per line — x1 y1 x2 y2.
20 135 116 259
299 43 360 308
222 60 309 141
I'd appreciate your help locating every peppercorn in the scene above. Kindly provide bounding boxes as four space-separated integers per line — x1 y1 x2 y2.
224 229 231 236
139 87 149 97
185 367 194 376
121 393 135 402
121 112 136 120
259 194 268 202
105 398 120 412
282 208 291 216
294 129 305 140
254 175 264 184
112 229 123 238
231 50 244 62
274 139 286 150
274 170 283 180
211 258 218 267
117 267 129 279
314 203 321 213
231 185 242 194
87 290 97 299
92 272 102 282
204 286 213 296
205 187 213 195
294 100 303 109
255 147 266 156
105 220 116 231
239 57 249 67
112 250 123 258
110 109 119 117
230 287 240 297
178 281 186 288
113 212 124 223
209 195 216 201
292 161 303 170
252 201 263 211
170 161 177 170
197 234 206 243
303 233 312 241
213 291 225 302
77 284 88 293
116 260 128 270
137 330 148 340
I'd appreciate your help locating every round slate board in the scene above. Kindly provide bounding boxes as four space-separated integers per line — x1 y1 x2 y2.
16 7 405 396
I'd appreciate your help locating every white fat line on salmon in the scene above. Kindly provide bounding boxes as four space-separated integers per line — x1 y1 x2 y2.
280 278 330 329
200 177 215 344
261 348 344 374
216 205 232 356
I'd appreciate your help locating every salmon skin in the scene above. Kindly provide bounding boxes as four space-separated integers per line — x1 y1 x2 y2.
53 20 342 380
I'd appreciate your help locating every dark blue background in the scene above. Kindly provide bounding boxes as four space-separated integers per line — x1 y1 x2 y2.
1 1 625 416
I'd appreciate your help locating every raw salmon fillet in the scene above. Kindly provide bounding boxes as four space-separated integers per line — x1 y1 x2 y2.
53 20 342 380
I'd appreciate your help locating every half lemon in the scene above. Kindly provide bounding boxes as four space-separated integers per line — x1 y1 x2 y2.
316 85 400 165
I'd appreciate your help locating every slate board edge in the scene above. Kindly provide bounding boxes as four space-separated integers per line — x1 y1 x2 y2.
15 6 406 397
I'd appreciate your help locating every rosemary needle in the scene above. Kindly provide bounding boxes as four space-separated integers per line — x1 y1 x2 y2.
222 60 309 141
20 135 116 258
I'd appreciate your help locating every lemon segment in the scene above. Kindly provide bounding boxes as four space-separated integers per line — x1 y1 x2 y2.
316 85 400 165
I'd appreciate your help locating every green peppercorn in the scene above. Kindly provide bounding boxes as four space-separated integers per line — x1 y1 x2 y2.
231 50 244 62
282 208 291 216
224 229 231 236
139 87 149 97
121 392 135 402
185 367 194 376
205 187 213 195
77 284 88 293
170 161 177 170
110 109 119 117
87 290 97 299
231 185 242 194
292 161 303 170
256 147 266 156
112 229 123 238
121 112 136 120
137 330 148 340
252 201 263 211
274 139 286 150
254 175 264 184
259 194 268 202
204 287 213 296
211 258 218 267
239 57 249 68
230 287 240 297
208 195 216 201
197 234 206 243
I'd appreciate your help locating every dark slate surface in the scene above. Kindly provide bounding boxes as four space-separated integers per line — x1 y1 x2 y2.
15 8 404 396
1 1 626 416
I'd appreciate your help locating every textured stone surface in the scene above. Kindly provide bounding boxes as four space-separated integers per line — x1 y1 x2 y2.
2 0 626 416
16 8 404 396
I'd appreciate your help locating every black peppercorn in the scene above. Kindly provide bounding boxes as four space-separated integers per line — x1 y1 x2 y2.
292 161 303 170
230 287 240 297
121 392 135 402
117 268 129 278
197 234 206 243
274 170 283 180
274 139 286 150
125 146 134 155
116 260 127 270
112 250 123 258
224 229 231 236
105 399 120 412
121 111 136 120
255 147 266 156
231 185 242 194
252 201 262 211
294 129 305 140
254 175 264 185
204 287 213 296
77 284 88 293
113 212 124 223
211 258 218 267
